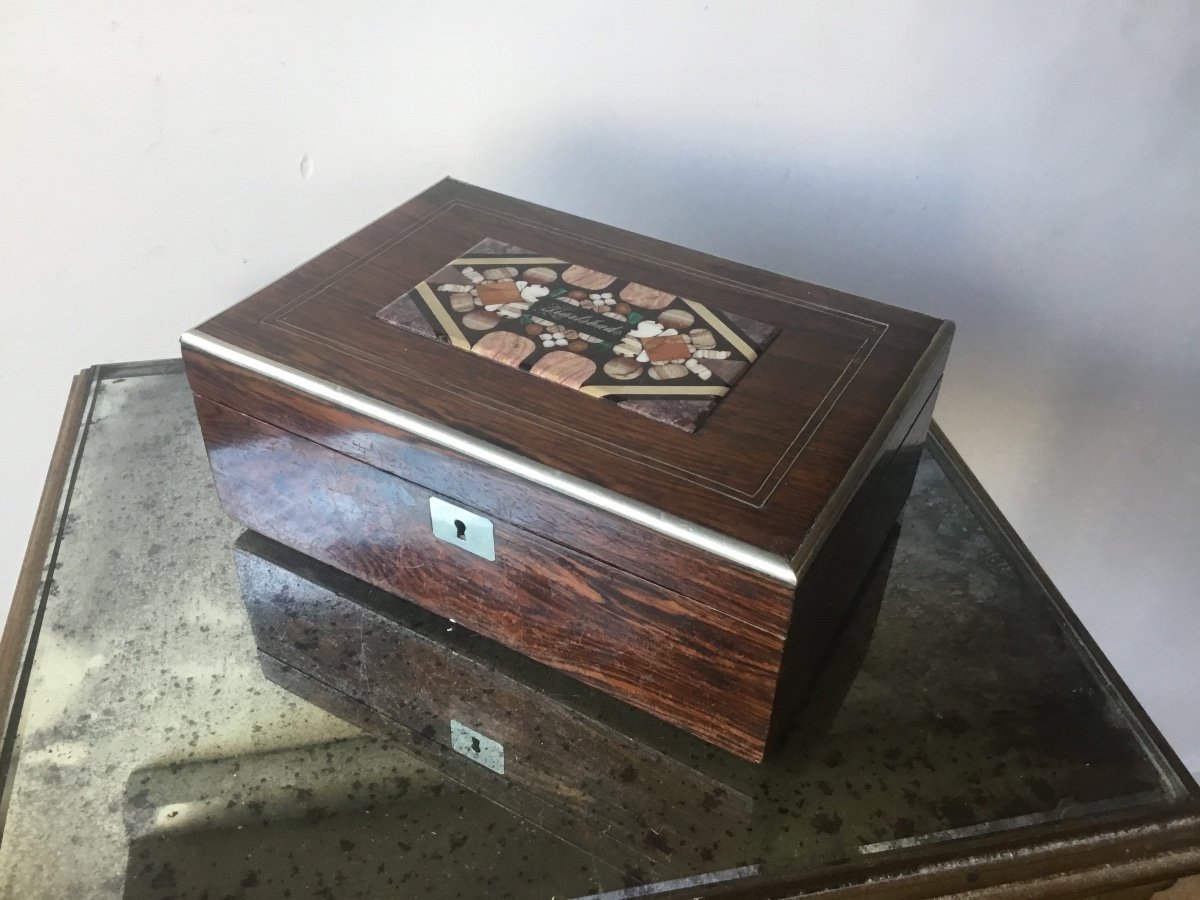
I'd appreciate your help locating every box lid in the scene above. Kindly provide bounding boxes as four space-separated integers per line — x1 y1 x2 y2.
183 179 952 605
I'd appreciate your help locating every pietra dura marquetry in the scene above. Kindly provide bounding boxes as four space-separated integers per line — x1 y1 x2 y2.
375 238 781 433
182 178 954 762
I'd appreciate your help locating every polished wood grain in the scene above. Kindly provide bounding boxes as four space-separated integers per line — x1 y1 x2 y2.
770 376 941 740
187 179 953 573
185 347 794 635
183 180 955 759
197 395 782 760
194 347 937 761
183 327 944 641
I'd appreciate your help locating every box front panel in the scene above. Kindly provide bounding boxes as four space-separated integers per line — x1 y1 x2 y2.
196 394 781 761
183 346 796 636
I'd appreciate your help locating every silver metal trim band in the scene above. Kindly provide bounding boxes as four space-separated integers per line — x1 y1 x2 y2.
180 329 798 586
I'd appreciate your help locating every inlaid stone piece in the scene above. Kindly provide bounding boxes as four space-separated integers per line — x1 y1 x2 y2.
523 266 558 285
561 265 616 290
375 295 437 339
648 362 689 381
461 309 500 331
476 281 522 306
619 282 676 310
704 358 750 383
530 351 596 388
471 331 534 366
482 266 519 281
657 308 695 330
603 358 643 380
642 334 690 363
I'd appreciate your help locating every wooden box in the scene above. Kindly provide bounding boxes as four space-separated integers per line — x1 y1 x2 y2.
182 179 952 762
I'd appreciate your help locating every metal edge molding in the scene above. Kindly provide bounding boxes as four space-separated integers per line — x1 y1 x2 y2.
180 329 798 587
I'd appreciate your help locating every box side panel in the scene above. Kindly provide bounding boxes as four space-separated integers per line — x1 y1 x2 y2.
769 362 947 742
196 394 781 761
183 345 794 637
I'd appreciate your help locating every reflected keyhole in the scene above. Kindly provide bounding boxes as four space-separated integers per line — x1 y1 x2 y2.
470 736 481 754
454 519 467 540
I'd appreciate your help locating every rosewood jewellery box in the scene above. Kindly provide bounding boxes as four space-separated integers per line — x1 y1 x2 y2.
181 178 954 763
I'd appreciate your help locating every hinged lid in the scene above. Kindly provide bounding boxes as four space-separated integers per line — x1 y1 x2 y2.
183 179 952 605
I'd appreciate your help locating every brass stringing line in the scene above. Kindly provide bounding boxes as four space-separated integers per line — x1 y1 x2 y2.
680 298 758 362
451 257 565 266
580 385 730 397
414 282 471 349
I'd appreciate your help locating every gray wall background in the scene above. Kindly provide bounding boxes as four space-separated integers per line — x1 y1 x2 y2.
2 2 1198 771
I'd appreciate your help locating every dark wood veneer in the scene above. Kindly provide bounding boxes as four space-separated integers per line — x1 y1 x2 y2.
184 347 793 635
183 179 954 760
197 395 782 759
191 350 938 761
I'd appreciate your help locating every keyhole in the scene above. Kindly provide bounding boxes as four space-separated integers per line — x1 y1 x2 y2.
454 519 467 540
470 736 481 754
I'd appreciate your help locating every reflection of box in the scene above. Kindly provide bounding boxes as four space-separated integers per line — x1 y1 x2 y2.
233 527 896 872
122 736 619 899
234 530 755 869
184 179 951 761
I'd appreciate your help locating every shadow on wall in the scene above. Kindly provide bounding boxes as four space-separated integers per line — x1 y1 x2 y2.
504 126 1056 380
506 129 989 310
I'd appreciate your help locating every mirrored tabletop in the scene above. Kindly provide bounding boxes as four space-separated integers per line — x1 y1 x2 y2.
0 361 1195 899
